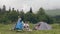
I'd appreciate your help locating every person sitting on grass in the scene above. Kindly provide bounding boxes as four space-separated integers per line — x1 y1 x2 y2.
14 17 24 31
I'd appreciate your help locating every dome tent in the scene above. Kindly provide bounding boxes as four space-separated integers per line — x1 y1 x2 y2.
34 21 52 30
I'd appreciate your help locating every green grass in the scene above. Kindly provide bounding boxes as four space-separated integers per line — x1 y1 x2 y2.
0 24 60 34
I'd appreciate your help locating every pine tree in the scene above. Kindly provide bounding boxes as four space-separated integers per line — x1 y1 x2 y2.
19 9 25 21
37 7 48 22
12 8 14 11
29 7 33 13
9 7 11 12
37 7 53 24
2 5 6 12
0 8 1 12
37 7 45 15
17 9 19 12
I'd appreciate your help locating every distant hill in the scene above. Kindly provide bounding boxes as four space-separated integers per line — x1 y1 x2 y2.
45 9 60 16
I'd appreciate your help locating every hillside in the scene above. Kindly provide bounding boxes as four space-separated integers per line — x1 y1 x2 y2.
45 9 60 16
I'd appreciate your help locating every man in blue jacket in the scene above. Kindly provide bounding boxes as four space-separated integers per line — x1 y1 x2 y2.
14 18 24 31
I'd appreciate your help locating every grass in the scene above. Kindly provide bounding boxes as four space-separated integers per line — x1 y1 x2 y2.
0 23 60 34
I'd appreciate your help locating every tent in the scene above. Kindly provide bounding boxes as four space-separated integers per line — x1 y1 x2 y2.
34 22 52 30
14 18 24 30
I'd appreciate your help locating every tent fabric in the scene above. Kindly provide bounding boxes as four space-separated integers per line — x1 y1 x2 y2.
35 22 52 30
15 18 24 30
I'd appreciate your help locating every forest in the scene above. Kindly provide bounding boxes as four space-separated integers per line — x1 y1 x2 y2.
0 5 60 24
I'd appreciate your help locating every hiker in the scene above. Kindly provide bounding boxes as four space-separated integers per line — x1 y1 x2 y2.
14 17 24 31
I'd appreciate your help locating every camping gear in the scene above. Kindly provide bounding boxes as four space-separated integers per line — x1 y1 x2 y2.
23 23 29 30
34 22 52 30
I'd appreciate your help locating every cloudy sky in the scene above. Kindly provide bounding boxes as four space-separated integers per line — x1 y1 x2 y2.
0 0 60 12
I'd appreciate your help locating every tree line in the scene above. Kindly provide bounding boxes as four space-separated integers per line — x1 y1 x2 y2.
0 5 56 24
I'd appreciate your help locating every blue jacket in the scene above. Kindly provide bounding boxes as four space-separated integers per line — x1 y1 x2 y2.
15 18 23 30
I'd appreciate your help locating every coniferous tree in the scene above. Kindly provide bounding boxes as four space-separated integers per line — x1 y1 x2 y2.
9 7 11 12
0 8 1 12
37 7 45 15
29 7 33 13
37 7 53 24
17 9 19 12
37 7 46 21
19 9 25 21
12 8 15 12
2 5 6 12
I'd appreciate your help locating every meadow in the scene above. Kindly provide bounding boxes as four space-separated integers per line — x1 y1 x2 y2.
0 23 60 34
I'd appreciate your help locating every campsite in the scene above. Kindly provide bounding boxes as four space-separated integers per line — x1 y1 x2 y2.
0 23 60 34
0 0 60 34
0 5 60 34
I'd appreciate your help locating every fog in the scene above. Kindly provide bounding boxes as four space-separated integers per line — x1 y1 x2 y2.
0 0 60 12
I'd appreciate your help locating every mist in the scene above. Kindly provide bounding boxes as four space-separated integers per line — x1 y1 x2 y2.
0 0 60 13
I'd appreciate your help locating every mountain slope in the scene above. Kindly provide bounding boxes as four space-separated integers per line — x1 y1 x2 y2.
45 9 60 16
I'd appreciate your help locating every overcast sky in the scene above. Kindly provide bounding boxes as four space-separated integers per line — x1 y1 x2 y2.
0 0 60 12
